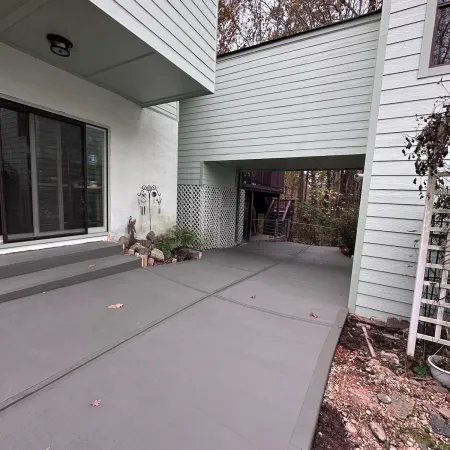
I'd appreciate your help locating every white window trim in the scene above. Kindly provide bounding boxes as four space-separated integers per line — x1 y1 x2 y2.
419 0 450 78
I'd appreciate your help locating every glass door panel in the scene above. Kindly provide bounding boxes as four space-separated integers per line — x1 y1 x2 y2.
34 115 60 232
0 108 33 241
86 126 106 231
61 122 85 232
34 115 85 236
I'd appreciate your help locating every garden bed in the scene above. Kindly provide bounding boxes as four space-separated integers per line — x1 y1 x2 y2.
313 314 450 450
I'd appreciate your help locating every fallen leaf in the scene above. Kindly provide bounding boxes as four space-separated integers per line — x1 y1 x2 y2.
250 295 256 299
90 399 102 407
108 303 124 309
310 312 319 319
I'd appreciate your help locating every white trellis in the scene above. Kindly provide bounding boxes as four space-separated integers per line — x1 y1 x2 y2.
408 173 450 355
177 185 242 249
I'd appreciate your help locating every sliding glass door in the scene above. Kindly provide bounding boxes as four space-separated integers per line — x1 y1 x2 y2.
32 115 85 237
0 100 107 243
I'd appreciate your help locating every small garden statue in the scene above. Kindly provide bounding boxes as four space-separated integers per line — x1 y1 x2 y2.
127 216 137 246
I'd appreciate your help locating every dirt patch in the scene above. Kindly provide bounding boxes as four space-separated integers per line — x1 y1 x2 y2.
312 402 354 450
313 314 450 450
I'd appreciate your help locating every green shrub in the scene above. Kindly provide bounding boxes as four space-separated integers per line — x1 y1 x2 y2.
156 226 197 258
334 204 359 255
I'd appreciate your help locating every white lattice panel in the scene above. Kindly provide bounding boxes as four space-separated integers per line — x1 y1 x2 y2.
200 185 221 249
237 190 245 244
219 188 237 248
177 185 238 249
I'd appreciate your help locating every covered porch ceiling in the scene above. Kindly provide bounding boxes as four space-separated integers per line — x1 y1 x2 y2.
0 0 207 106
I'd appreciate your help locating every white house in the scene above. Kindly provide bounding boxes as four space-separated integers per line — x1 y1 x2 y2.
177 0 450 322
0 0 217 251
1 0 448 322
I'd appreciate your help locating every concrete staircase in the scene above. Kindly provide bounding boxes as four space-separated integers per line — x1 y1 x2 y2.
0 242 141 304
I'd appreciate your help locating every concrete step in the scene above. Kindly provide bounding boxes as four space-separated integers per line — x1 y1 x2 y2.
0 255 141 304
0 242 123 279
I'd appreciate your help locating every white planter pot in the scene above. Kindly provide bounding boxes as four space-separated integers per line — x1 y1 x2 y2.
429 355 450 388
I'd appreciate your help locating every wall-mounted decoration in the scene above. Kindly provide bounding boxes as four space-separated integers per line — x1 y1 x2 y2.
137 185 162 233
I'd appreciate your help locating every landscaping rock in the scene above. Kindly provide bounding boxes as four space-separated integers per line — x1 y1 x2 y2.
130 242 144 251
118 236 129 246
142 239 153 249
380 350 400 365
148 257 155 266
408 379 421 387
345 422 358 436
377 393 392 404
151 248 165 262
430 413 450 438
365 359 381 374
370 422 386 442
390 392 415 420
146 231 156 243
439 407 450 420
187 248 202 260
386 317 410 330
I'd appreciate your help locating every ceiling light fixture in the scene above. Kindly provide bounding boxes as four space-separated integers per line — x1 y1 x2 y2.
47 34 73 57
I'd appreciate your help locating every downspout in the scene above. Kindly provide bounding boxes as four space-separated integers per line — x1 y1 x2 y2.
347 1 391 313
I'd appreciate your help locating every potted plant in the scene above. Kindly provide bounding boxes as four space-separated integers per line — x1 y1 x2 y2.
428 354 450 388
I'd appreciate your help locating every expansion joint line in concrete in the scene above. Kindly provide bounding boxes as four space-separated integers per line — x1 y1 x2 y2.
214 295 340 328
0 247 310 414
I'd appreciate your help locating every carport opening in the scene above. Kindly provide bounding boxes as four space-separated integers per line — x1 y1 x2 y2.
240 169 363 257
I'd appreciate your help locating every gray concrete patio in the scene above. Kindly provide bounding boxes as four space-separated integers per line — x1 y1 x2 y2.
0 242 351 450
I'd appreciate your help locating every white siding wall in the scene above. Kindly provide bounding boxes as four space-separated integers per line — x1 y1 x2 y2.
354 0 450 319
150 102 178 121
89 0 217 93
178 13 381 185
0 43 178 242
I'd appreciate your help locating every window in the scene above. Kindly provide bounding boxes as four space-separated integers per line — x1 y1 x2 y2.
432 0 450 67
419 0 450 77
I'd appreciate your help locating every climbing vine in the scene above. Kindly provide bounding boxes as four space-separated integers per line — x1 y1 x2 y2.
404 80 450 198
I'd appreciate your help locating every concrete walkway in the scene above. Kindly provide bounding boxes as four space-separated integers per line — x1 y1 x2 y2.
0 242 351 450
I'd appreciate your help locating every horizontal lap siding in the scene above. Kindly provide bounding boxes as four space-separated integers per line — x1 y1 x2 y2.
355 0 450 319
89 0 216 92
178 14 380 184
150 102 177 120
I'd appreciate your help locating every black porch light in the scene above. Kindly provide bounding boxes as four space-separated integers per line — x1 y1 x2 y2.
47 34 73 57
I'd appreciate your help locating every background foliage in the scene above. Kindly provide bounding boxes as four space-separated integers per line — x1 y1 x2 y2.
284 170 362 253
218 0 382 54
